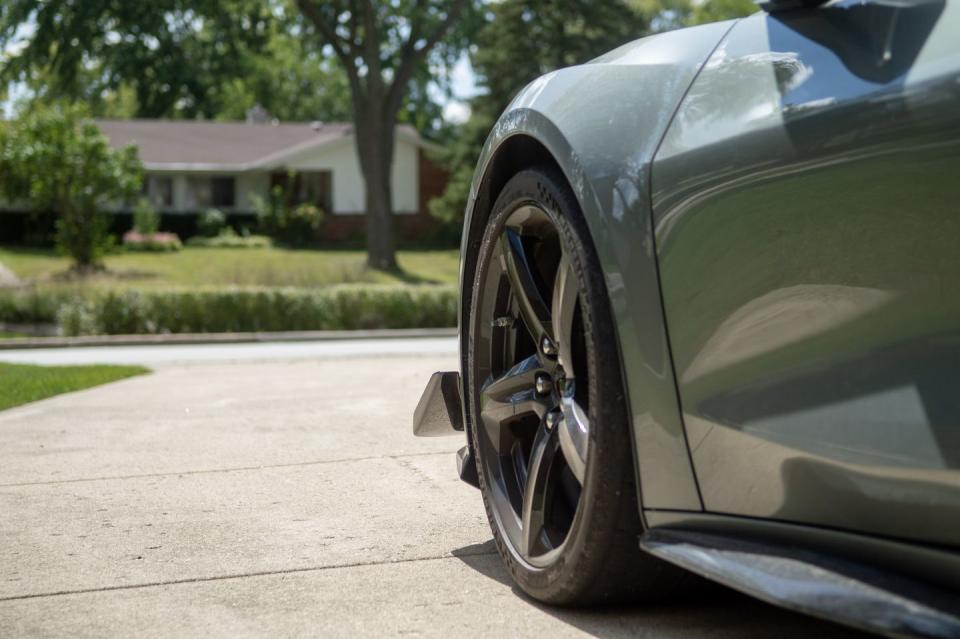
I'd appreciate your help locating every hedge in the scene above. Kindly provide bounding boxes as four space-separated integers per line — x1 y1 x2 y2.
0 285 458 335
0 288 71 324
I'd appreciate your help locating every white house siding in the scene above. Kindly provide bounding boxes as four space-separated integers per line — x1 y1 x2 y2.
282 134 420 215
2 131 424 217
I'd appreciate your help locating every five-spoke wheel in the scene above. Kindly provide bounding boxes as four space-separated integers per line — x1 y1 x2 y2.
466 168 683 604
472 203 591 567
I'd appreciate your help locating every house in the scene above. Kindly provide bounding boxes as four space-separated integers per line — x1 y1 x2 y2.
1 118 448 242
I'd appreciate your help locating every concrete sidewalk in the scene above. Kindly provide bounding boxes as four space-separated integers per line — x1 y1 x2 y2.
0 352 868 637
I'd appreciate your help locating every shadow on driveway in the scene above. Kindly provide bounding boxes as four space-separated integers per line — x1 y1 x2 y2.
451 540 872 639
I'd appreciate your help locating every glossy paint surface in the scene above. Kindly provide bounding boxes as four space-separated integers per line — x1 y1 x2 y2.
652 2 960 543
461 21 735 510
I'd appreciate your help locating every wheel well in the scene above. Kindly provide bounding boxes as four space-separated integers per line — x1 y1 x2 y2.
460 134 565 357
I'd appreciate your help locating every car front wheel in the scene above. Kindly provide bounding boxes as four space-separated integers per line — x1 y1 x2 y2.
465 167 684 604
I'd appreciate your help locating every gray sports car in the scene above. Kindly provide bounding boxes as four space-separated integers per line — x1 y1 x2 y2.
413 1 960 636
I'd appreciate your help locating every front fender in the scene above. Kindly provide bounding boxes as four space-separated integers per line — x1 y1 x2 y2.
460 20 738 512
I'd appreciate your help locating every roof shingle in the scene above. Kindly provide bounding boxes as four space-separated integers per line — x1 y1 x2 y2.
95 119 420 170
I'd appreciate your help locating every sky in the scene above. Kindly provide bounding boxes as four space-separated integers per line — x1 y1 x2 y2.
435 54 478 124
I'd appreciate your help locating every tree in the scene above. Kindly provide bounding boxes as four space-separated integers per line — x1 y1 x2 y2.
0 105 142 272
0 0 274 119
293 1 477 269
2 1 476 270
430 1 653 227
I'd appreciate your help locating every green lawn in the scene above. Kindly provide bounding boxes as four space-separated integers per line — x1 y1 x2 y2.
0 362 150 411
0 246 460 289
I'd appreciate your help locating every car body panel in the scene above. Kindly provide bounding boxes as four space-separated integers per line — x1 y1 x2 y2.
460 20 736 511
434 2 960 630
651 2 960 544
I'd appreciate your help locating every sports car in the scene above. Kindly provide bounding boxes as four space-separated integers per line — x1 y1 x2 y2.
413 1 960 636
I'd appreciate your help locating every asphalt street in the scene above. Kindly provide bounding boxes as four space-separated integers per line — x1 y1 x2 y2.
0 340 872 637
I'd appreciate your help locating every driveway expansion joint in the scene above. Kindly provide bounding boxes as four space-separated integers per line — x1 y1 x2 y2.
0 550 499 603
0 450 459 489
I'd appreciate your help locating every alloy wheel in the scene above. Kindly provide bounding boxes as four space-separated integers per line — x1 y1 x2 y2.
473 204 591 567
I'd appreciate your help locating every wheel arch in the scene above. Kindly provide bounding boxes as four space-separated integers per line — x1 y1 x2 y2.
457 109 603 397
457 116 655 522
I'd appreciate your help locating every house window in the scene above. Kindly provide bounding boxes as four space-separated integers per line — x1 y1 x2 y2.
211 177 236 208
270 171 331 212
188 176 236 209
147 176 173 208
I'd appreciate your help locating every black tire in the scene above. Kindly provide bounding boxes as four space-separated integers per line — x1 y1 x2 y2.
464 167 684 604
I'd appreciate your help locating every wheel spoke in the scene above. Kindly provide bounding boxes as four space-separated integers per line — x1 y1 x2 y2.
502 229 552 344
558 383 589 484
551 253 579 373
480 354 541 403
520 420 560 557
480 355 550 453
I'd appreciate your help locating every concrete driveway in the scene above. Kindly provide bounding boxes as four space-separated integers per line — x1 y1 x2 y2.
0 340 870 637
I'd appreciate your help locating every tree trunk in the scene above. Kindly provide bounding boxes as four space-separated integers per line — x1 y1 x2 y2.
354 106 399 271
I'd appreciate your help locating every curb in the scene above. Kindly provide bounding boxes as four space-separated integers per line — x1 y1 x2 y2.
0 327 458 350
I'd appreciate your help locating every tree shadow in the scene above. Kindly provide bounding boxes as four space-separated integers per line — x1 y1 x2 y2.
450 540 873 639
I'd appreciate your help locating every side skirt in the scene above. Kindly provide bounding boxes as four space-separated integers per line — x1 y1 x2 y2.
640 517 960 639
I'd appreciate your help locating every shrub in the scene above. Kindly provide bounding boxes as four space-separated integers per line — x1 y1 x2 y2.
254 186 324 247
132 198 160 236
197 208 227 237
0 104 142 272
186 227 273 248
122 230 183 252
53 285 457 335
0 287 70 324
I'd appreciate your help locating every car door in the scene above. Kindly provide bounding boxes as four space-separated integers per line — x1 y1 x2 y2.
650 0 960 545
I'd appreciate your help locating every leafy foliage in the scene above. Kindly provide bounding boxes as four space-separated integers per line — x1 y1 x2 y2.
253 185 325 247
132 198 160 236
0 0 274 118
197 208 227 238
186 229 273 249
0 104 142 270
686 0 757 24
55 285 457 335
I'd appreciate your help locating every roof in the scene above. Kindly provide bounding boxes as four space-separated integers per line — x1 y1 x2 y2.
94 119 426 171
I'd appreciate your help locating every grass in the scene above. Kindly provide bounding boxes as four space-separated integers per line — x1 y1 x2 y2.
0 331 28 339
0 362 150 411
0 246 459 289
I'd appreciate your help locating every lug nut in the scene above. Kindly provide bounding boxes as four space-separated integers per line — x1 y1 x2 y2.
541 336 557 356
535 373 552 396
545 411 561 432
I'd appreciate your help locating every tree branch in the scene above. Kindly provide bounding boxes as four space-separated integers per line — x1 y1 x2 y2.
385 0 469 115
295 0 359 82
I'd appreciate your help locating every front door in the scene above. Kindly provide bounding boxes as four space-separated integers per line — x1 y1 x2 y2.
651 1 960 545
